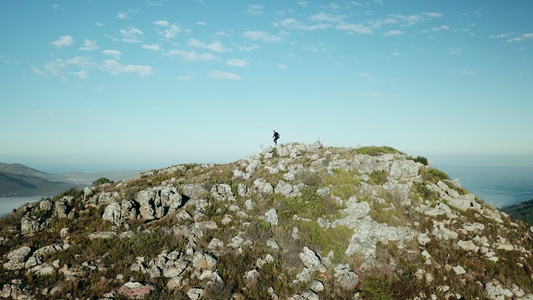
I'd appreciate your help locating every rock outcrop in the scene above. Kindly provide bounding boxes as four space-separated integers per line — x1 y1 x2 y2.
1 143 533 299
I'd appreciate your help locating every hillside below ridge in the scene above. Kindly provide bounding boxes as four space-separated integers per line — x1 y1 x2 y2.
1 142 533 299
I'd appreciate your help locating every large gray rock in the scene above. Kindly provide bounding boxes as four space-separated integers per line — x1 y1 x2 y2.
211 184 234 201
102 202 122 224
136 187 182 220
3 246 32 270
253 178 274 195
192 252 217 270
334 263 359 289
265 209 279 226
389 160 421 179
300 247 326 273
119 282 154 299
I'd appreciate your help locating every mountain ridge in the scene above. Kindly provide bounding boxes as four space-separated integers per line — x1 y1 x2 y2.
1 143 532 299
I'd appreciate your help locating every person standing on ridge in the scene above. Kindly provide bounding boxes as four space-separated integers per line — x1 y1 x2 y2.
273 130 280 145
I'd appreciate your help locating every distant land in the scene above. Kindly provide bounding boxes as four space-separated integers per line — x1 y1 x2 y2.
501 199 533 225
0 162 142 197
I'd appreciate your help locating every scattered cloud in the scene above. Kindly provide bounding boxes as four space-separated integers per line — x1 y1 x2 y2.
52 4 63 10
166 49 219 62
79 39 99 51
142 44 161 51
178 75 193 82
31 66 47 77
246 4 264 15
208 70 241 80
489 33 511 39
188 39 231 52
197 21 207 26
239 44 259 52
153 20 169 27
244 30 286 42
95 22 103 27
117 12 128 19
336 23 373 34
391 51 400 56
310 12 346 23
101 59 155 76
157 24 190 39
274 18 331 31
102 50 122 59
358 73 372 78
278 64 287 69
226 59 249 67
71 70 88 80
383 30 405 36
460 70 477 75
506 33 533 43
447 47 461 55
120 27 143 43
44 56 93 79
297 1 308 7
51 35 74 48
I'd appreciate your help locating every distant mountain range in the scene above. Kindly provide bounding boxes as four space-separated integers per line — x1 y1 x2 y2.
500 199 533 225
0 162 143 197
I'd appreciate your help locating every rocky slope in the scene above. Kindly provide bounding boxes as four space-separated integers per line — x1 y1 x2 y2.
1 143 533 299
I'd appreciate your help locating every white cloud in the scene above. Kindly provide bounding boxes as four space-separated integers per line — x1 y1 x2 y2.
275 18 330 31
310 12 346 23
460 70 477 75
120 27 143 43
79 39 99 51
383 30 405 36
102 50 122 59
117 12 128 19
447 47 461 55
178 75 193 82
51 35 74 48
44 56 93 79
142 44 161 51
226 59 249 67
358 73 372 78
95 22 103 27
153 20 170 27
489 33 511 39
208 70 241 80
246 4 264 15
278 64 287 69
31 66 47 77
52 4 63 10
297 1 308 7
336 23 373 34
197 21 207 26
239 44 259 52
188 39 231 52
391 51 400 56
157 24 189 39
506 33 533 42
101 59 155 76
166 49 218 62
244 30 285 42
71 70 88 80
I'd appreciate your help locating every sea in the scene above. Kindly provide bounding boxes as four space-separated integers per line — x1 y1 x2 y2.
1 155 532 218
430 155 533 209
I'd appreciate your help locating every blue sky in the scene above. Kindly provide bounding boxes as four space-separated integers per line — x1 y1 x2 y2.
1 0 532 172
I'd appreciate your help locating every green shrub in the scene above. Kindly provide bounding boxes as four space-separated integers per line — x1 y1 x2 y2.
420 168 449 183
368 170 388 185
356 146 403 156
409 156 429 166
92 177 114 187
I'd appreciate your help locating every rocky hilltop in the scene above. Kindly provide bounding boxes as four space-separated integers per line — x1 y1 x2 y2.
1 143 533 299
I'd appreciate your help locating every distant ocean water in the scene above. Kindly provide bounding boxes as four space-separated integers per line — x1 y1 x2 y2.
430 155 533 208
0 196 42 218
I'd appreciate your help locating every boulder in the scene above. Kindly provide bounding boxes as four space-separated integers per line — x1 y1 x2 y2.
265 209 279 226
119 282 154 299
